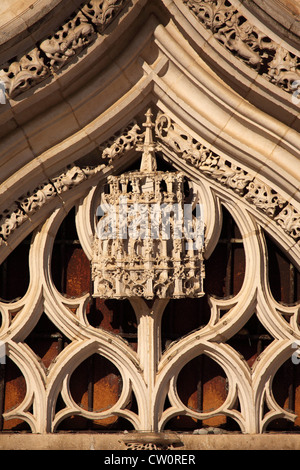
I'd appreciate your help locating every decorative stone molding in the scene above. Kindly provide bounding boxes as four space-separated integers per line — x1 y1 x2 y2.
154 112 300 242
0 0 130 98
0 165 105 244
1 0 300 99
182 0 300 94
0 111 299 247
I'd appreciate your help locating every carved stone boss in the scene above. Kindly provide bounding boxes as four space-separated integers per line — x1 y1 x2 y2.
91 110 205 299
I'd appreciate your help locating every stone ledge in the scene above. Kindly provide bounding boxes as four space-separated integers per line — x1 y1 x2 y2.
0 433 300 450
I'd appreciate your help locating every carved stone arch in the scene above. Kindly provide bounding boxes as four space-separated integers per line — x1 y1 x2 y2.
0 0 300 450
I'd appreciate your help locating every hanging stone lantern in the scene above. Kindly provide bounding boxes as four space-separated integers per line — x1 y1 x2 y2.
92 109 205 299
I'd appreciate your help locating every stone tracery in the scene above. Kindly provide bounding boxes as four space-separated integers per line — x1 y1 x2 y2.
0 0 299 449
0 108 299 435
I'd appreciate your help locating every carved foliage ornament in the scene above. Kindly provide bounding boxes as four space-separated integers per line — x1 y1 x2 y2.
155 112 300 242
0 0 300 98
0 112 299 247
0 165 105 243
183 0 300 93
0 0 130 98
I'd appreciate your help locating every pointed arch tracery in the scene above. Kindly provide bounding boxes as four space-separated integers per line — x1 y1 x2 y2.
0 108 299 436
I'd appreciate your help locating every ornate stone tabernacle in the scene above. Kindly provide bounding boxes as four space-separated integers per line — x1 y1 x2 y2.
92 110 205 299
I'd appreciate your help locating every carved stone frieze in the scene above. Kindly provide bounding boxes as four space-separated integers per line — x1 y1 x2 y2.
81 0 128 31
0 112 299 246
0 204 28 242
40 11 96 71
182 0 300 94
1 0 300 99
0 164 104 243
154 112 300 241
0 0 130 98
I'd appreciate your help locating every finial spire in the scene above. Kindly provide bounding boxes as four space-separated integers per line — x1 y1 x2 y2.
137 108 157 172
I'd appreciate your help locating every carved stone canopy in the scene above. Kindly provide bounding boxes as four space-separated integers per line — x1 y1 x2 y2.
91 109 205 300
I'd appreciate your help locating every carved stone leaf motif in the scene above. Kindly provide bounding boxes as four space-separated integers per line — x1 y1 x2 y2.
275 204 300 241
0 113 299 246
81 0 128 30
40 11 96 71
0 0 299 99
267 46 300 92
0 206 27 241
202 157 253 196
0 165 103 243
245 179 287 218
155 113 209 165
18 182 56 216
0 118 143 244
0 48 50 99
52 166 88 193
99 120 142 163
0 1 129 98
183 0 300 92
